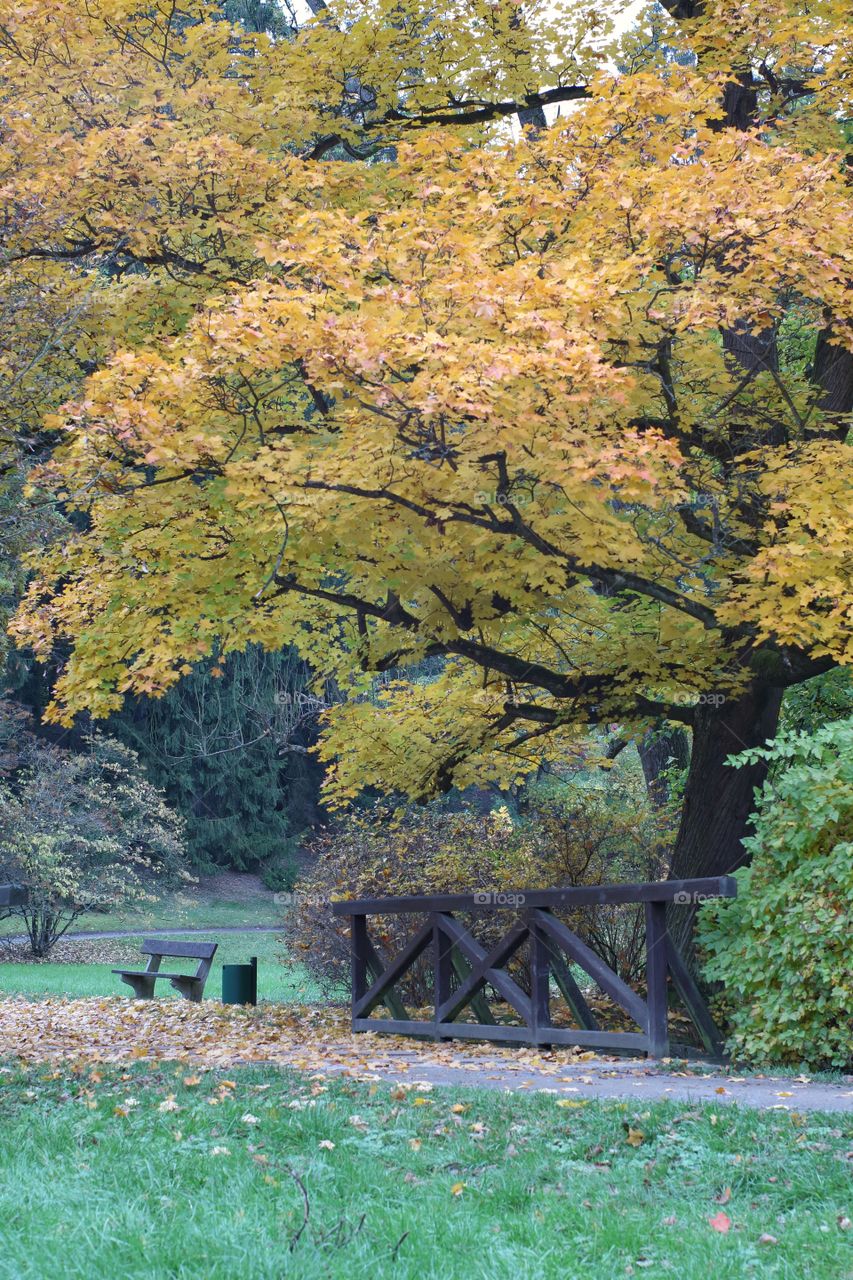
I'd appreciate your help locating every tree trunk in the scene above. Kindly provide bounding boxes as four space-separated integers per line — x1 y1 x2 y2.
637 728 690 806
667 684 783 961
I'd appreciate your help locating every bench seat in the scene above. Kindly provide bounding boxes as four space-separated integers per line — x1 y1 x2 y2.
112 969 205 981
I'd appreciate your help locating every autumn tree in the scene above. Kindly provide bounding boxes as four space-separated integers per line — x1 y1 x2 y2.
4 0 852 913
0 727 188 956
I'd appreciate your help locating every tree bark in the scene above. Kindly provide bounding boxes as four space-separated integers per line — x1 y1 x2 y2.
667 684 783 959
637 728 690 806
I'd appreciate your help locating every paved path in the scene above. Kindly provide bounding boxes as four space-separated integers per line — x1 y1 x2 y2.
4 925 283 944
311 1051 853 1112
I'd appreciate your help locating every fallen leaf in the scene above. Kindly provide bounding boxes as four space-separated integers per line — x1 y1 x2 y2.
709 1212 731 1234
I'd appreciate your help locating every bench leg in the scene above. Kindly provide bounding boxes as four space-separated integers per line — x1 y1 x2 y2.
122 975 156 999
169 978 204 1002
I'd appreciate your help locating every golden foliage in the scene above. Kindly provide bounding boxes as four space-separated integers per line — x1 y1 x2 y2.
2 0 851 796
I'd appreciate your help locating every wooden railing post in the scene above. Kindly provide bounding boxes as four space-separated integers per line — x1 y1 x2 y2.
528 915 551 1046
351 913 368 1030
432 912 453 1040
644 900 670 1057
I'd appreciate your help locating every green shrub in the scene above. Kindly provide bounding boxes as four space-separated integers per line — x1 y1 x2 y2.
260 843 301 893
698 717 853 1070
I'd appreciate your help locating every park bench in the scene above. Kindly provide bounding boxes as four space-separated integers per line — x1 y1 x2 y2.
113 938 218 1002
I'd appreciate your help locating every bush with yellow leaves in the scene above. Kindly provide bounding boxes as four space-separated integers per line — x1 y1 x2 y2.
287 761 672 1006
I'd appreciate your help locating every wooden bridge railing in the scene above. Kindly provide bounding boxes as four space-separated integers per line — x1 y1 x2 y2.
332 877 736 1059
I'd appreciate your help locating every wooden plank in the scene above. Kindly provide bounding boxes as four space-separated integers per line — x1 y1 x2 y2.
353 921 433 1019
332 877 737 915
353 1017 650 1052
644 901 670 1057
113 969 202 980
435 1023 650 1051
435 913 532 1025
141 939 217 960
667 942 727 1058
436 1022 532 1044
352 1018 444 1041
450 952 496 1025
436 920 528 1024
351 914 369 1005
432 913 454 1039
532 909 649 1031
529 918 551 1043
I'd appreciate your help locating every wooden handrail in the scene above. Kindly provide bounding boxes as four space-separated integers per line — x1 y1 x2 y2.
332 876 736 916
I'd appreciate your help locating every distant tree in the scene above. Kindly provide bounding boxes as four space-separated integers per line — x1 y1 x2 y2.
108 645 323 876
0 730 188 956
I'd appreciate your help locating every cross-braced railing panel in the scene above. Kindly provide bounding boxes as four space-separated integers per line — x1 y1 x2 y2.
333 878 736 1059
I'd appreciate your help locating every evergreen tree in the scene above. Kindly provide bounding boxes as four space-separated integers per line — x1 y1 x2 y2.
108 645 324 880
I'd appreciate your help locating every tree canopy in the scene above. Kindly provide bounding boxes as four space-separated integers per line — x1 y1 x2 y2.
3 0 852 873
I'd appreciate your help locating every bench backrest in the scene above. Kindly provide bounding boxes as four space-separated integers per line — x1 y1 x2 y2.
142 939 218 961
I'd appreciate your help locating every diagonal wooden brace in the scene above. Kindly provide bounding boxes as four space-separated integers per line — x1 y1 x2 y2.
352 921 434 1019
435 914 531 1025
531 909 649 1031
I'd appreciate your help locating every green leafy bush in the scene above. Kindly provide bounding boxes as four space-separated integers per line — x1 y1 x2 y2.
698 717 853 1070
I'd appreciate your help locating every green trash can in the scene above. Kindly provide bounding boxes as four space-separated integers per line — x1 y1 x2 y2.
222 955 258 1006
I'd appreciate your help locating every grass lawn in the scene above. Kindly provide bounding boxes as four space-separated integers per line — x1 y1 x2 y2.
0 932 337 1004
0 1062 850 1279
0 878 283 938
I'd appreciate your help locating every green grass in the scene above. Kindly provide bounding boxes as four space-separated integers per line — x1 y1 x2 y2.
0 1062 850 1279
0 884 283 937
0 932 339 1003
